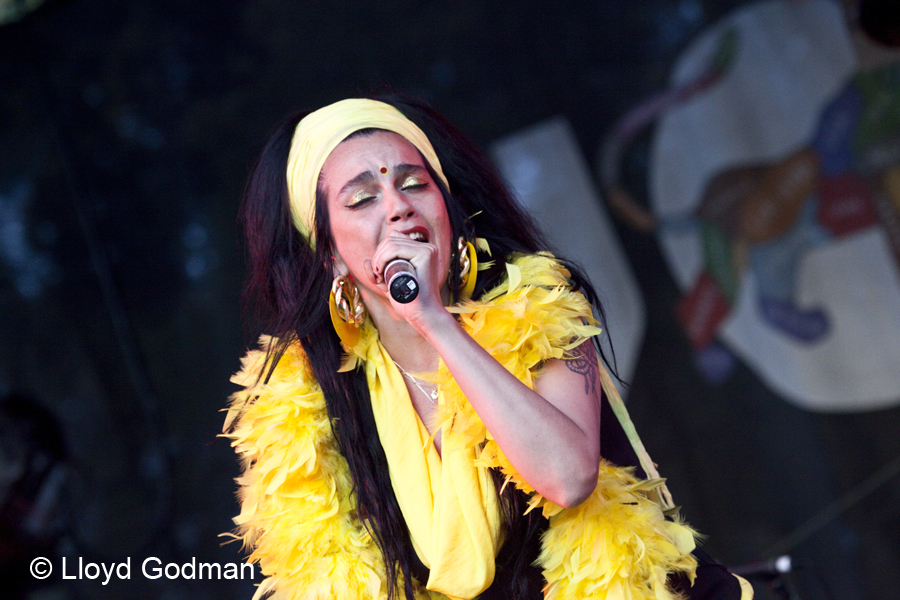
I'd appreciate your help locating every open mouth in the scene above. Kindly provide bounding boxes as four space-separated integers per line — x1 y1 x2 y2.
406 230 428 242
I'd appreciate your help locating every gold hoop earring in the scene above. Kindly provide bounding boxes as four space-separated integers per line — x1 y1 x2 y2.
458 237 471 280
457 237 478 300
330 275 365 349
332 275 365 325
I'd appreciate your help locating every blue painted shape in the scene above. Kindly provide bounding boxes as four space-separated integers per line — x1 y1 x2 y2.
757 295 829 342
750 197 831 302
811 81 861 177
694 340 737 384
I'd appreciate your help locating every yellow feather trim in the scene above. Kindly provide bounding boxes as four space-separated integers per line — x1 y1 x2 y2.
224 338 432 599
539 465 698 600
224 254 698 599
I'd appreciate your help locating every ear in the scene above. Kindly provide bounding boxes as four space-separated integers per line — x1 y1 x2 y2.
331 252 349 279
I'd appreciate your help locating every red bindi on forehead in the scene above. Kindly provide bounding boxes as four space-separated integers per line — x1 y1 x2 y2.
379 166 388 174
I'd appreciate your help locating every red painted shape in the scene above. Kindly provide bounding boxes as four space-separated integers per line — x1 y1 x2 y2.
818 173 878 236
678 270 732 349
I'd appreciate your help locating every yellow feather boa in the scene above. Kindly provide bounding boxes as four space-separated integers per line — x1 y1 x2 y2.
224 253 698 600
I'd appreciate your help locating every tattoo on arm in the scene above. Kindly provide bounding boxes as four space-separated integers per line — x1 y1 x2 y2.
565 343 598 396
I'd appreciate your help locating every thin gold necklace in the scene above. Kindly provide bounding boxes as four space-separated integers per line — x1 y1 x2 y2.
392 360 439 405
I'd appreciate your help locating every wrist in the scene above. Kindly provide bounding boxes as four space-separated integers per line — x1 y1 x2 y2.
413 307 462 346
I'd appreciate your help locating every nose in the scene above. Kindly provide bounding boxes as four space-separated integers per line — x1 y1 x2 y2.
385 188 415 223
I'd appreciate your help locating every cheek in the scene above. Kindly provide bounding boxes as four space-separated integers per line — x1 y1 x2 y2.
434 205 453 247
434 215 454 274
331 220 379 275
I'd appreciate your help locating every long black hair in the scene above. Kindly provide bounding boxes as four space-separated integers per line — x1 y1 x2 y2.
240 94 613 600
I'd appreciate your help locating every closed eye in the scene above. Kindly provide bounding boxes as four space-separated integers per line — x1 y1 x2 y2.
400 175 428 191
347 192 375 208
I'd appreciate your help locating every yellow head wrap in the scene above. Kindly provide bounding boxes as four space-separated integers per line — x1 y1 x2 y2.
286 98 450 245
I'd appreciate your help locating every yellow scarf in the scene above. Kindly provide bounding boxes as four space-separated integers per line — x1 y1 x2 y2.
224 253 704 600
364 335 501 599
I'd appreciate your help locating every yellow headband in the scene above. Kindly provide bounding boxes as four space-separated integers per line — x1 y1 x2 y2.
286 98 449 245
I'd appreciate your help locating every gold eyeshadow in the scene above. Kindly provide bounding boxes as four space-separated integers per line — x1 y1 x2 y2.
400 175 426 189
349 190 373 207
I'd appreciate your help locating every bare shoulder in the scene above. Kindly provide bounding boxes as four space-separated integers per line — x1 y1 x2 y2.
533 340 602 432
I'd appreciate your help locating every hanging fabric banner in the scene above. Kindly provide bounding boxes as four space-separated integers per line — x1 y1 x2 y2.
492 117 646 389
649 0 900 411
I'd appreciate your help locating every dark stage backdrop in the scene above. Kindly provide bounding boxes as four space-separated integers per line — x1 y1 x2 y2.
1 1 898 599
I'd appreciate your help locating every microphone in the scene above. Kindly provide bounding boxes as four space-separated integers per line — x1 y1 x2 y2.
730 555 792 578
385 259 419 303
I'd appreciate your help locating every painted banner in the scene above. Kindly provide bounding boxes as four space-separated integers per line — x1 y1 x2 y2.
650 0 900 411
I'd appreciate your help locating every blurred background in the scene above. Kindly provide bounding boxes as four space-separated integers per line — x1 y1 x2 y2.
2 0 899 599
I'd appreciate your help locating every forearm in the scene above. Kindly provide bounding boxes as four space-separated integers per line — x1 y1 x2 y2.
421 311 601 507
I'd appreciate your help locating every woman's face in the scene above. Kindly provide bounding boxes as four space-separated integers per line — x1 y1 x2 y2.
319 130 453 304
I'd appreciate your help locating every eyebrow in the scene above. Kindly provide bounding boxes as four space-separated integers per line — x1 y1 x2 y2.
395 163 427 176
336 163 428 197
337 171 375 197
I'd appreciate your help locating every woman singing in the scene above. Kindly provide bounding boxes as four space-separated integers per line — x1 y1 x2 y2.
224 96 750 600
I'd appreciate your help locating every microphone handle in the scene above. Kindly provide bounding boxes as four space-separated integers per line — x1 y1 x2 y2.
385 259 419 304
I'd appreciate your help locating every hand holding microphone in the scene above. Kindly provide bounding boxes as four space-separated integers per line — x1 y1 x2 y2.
385 258 419 303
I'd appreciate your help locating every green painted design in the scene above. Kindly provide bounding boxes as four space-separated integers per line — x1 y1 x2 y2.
701 221 739 303
854 63 900 153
